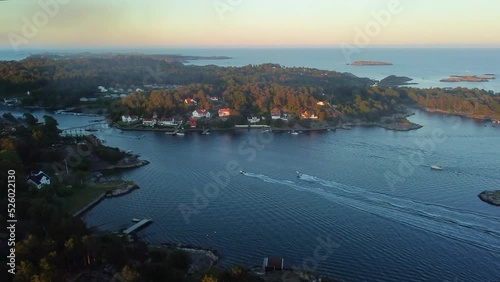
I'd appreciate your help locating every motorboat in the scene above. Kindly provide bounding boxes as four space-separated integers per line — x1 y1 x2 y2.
240 170 247 175
291 131 299 135
431 165 443 170
296 171 303 178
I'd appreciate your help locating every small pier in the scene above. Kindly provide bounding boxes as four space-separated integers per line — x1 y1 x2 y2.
123 219 152 235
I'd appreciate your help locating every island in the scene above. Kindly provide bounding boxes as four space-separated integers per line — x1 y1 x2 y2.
478 190 500 206
351 61 393 66
440 74 496 82
378 75 417 87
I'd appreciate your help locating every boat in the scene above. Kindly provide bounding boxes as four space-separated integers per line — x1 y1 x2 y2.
296 171 303 178
131 218 141 223
240 170 247 175
176 132 185 136
291 131 299 135
431 165 443 170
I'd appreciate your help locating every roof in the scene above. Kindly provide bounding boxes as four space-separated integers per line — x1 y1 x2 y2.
271 108 281 115
195 109 209 114
219 108 230 112
27 171 50 185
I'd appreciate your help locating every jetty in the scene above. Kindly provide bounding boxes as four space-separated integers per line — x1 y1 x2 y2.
72 193 107 217
123 218 153 235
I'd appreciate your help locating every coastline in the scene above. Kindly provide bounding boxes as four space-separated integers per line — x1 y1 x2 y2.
422 107 498 121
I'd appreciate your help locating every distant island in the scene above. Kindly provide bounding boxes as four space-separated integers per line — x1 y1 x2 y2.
378 75 417 87
440 74 496 82
478 190 500 206
27 52 232 63
350 61 393 66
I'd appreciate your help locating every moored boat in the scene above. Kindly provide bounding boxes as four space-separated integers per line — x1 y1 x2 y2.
431 165 443 170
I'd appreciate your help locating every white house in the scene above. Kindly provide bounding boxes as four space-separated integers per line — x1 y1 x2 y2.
158 117 177 126
122 115 139 123
192 109 211 119
142 118 157 127
248 116 261 123
27 171 51 189
98 86 108 93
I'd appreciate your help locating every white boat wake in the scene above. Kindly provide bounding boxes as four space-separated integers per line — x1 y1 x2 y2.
242 171 500 254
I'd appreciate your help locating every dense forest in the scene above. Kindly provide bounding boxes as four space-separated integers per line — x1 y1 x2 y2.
1 54 499 121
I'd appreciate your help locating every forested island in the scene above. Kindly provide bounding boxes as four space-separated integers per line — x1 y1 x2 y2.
350 61 393 66
1 53 499 130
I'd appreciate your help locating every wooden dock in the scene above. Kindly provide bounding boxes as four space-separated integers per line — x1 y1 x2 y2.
123 219 152 235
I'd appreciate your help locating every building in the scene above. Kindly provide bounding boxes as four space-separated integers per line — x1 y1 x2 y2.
301 110 319 119
192 109 211 119
122 115 139 123
158 117 176 126
247 116 261 123
271 108 281 120
218 108 231 117
210 96 219 101
184 98 198 105
189 118 198 128
262 256 284 272
27 171 51 189
142 118 157 127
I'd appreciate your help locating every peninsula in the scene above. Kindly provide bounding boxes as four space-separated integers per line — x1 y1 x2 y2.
351 61 393 66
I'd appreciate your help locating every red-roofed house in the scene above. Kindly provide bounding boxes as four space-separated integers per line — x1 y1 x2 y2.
189 118 198 128
142 118 157 127
271 108 281 120
218 108 231 117
301 110 319 119
192 109 211 119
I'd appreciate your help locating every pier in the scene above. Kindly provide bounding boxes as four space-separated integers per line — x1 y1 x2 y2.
61 122 108 137
123 219 153 235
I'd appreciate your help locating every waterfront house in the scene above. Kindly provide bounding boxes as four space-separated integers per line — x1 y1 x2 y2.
248 116 261 123
122 115 139 123
271 108 281 120
262 256 284 272
158 117 176 126
27 171 51 189
218 108 231 117
192 109 211 119
142 118 157 127
493 120 500 125
301 110 319 119
189 118 198 128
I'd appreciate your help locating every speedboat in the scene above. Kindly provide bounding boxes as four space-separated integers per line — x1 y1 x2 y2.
431 165 443 170
296 171 303 178
291 131 299 135
240 170 247 175
176 132 185 136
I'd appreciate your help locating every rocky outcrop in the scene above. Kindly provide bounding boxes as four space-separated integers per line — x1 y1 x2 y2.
478 191 500 206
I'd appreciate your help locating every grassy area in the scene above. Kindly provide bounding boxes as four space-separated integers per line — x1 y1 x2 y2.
63 180 135 214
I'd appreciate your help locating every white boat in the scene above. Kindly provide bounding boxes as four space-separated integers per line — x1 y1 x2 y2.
291 131 299 135
296 171 303 178
431 165 443 170
176 132 185 136
240 170 247 175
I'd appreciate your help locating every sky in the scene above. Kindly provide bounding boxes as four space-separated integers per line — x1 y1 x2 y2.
0 0 499 49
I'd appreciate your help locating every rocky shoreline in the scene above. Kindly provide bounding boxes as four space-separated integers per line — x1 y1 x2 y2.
478 191 500 206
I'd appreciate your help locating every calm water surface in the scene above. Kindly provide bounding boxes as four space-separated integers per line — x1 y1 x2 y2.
3 108 500 281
